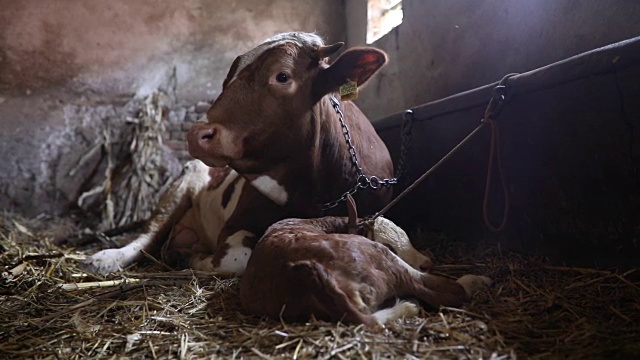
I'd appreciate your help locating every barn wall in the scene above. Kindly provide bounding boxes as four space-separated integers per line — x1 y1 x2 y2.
349 0 640 120
0 0 346 216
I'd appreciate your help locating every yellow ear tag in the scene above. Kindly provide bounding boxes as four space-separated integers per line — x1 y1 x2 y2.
339 80 358 101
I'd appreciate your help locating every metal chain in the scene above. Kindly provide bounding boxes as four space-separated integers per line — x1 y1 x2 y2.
322 96 406 211
395 109 414 181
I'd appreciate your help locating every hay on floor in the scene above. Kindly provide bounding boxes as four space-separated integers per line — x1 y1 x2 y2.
1 213 638 359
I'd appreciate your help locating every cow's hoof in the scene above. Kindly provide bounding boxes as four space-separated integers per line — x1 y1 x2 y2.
397 300 420 318
373 300 419 326
79 249 128 275
456 275 492 297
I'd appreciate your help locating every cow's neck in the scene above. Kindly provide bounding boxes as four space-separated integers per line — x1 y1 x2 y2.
235 97 359 216
313 96 361 206
309 96 393 216
238 95 361 217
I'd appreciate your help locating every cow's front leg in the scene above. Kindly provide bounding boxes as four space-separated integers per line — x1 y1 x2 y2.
79 161 210 275
189 229 257 275
80 194 191 275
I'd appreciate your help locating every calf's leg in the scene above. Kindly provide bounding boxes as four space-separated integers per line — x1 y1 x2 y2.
371 300 420 325
258 260 398 326
80 184 191 274
386 250 491 309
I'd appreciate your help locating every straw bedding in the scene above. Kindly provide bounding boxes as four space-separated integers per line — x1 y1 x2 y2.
1 213 638 359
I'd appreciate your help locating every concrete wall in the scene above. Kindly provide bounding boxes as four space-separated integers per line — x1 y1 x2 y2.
351 0 640 120
0 0 346 102
0 0 345 216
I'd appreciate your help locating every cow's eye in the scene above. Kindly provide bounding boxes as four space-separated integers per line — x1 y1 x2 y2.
275 72 289 83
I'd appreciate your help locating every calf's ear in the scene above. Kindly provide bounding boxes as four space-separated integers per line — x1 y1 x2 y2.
314 47 388 97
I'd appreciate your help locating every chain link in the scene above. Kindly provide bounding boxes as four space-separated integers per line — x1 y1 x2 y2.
322 96 405 211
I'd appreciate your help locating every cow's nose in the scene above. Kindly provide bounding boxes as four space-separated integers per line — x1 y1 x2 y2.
198 126 216 142
187 124 218 156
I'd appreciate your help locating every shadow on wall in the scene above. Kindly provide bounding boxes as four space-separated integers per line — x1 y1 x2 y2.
352 0 640 121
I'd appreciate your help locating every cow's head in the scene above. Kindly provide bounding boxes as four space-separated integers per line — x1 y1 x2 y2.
187 32 387 174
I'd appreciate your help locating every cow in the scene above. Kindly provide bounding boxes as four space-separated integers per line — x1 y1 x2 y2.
81 32 395 275
240 215 491 326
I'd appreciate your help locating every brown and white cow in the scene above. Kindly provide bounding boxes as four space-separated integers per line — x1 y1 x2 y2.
81 32 394 275
240 216 491 326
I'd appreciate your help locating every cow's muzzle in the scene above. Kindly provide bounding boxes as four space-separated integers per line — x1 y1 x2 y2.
187 123 215 156
187 123 244 167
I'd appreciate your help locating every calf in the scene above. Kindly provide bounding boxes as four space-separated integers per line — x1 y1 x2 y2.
82 32 394 275
240 216 490 326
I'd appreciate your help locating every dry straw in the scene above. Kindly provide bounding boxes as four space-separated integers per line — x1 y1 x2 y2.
1 213 638 359
76 90 174 230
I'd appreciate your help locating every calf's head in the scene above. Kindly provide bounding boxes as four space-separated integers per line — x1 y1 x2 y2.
187 32 387 174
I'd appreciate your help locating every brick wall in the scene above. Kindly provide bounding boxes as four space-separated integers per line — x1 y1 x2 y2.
162 101 210 163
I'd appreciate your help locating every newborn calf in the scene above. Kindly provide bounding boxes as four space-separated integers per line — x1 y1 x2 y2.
240 216 490 326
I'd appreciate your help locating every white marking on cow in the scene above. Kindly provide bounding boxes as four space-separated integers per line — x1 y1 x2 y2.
372 217 430 270
372 300 419 325
183 160 214 190
226 32 325 86
197 170 245 246
222 176 244 220
389 250 424 280
218 230 254 275
251 175 288 206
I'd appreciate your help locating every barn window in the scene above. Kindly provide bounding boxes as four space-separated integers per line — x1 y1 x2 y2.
367 0 403 44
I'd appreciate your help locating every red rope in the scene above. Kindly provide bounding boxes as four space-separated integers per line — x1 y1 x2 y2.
367 73 516 233
481 117 509 232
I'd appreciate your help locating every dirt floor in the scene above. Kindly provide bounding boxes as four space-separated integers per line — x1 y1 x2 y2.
1 212 638 359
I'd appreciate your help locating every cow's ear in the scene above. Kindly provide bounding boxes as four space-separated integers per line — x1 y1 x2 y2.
314 47 388 97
